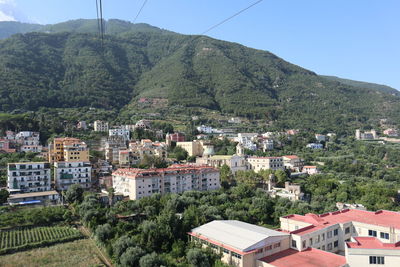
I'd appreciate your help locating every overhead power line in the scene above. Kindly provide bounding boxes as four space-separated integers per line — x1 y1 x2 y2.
95 0 105 48
200 0 264 35
133 0 149 24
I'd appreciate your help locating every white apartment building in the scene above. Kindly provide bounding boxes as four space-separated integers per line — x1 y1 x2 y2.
94 120 109 132
112 165 220 200
54 161 92 190
280 209 400 255
7 162 51 193
109 128 130 141
247 157 284 172
15 131 43 153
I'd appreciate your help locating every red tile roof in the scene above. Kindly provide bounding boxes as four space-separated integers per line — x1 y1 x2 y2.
260 248 346 267
113 165 218 178
282 209 400 235
283 155 299 159
346 237 400 250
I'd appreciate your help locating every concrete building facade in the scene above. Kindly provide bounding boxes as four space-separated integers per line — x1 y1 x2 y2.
247 157 284 172
7 162 51 193
112 165 220 200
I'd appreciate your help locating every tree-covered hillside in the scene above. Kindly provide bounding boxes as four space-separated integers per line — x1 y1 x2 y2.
0 19 399 131
322 75 399 96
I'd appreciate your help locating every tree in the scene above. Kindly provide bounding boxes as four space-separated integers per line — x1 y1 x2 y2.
219 164 233 189
113 235 136 260
63 184 83 203
120 246 146 267
139 252 165 267
0 189 9 204
95 223 112 243
186 248 211 267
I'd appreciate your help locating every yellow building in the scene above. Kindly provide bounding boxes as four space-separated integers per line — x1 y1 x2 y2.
49 137 89 163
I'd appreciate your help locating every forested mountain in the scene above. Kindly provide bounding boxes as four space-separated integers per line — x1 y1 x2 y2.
322 75 399 96
0 19 399 131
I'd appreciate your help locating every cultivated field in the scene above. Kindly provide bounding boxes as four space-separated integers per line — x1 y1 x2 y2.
0 239 106 267
0 226 82 255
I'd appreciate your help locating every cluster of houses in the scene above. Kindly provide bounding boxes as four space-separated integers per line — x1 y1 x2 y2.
6 137 92 204
0 131 43 153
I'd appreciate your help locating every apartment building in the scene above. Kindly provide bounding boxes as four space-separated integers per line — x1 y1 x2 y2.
104 136 127 163
54 161 92 190
109 128 130 141
119 140 168 166
247 157 284 172
282 155 304 172
112 165 220 200
189 220 345 267
7 162 51 193
48 137 89 163
176 140 213 157
15 131 43 153
196 155 247 174
280 209 400 255
94 120 109 132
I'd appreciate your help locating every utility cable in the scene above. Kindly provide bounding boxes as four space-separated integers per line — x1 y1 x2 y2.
133 0 149 24
200 0 264 35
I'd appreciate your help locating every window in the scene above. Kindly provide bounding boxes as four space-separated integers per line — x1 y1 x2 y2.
292 240 297 248
222 248 229 254
322 245 325 250
380 232 389 239
316 235 320 243
368 230 377 237
256 248 263 254
232 252 242 259
334 241 338 248
266 245 272 250
309 238 313 246
322 233 325 241
274 242 281 248
369 256 385 264
327 243 332 250
345 227 350 234
327 231 332 238
302 240 306 249
333 229 339 236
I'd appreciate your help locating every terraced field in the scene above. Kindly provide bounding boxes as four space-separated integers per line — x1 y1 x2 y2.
0 226 82 254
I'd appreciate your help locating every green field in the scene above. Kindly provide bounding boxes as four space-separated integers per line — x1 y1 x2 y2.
0 239 106 267
0 226 82 255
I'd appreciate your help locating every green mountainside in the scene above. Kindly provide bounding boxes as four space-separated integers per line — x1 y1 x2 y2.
322 75 399 96
0 19 399 132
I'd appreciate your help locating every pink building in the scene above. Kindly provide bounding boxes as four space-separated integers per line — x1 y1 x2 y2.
0 139 16 153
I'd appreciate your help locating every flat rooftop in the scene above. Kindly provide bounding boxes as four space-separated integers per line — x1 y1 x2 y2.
189 220 289 253
282 209 400 235
260 248 346 267
8 190 59 199
347 237 400 250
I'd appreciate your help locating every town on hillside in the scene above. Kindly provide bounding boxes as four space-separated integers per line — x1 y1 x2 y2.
1 119 400 267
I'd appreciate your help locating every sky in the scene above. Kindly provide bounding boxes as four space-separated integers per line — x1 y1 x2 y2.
0 0 399 89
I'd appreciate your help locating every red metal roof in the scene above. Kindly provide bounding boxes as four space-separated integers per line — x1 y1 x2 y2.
283 209 400 235
346 237 400 250
260 248 346 267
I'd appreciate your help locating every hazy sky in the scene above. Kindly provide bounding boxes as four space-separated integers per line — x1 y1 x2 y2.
1 0 399 89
